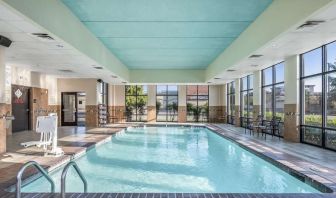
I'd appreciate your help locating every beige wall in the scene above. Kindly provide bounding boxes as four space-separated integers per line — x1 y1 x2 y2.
11 66 58 105
108 85 125 106
57 78 97 105
178 85 186 106
209 85 221 106
147 85 156 106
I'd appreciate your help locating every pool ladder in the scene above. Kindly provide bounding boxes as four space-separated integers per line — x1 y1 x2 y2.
16 160 88 198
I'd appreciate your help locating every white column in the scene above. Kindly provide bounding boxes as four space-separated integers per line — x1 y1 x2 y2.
147 85 156 106
0 47 7 153
284 55 300 142
0 47 6 103
253 70 262 117
147 85 156 122
178 85 186 123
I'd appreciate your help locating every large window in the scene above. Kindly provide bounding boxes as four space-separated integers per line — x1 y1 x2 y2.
227 81 235 125
125 85 148 122
156 85 178 122
186 85 209 122
262 62 285 136
240 75 253 128
300 41 336 150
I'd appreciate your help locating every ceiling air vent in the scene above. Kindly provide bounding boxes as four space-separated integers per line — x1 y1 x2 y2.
111 75 118 78
58 69 74 73
227 69 236 72
32 33 55 40
297 20 325 29
249 54 263 58
214 77 221 80
94 66 104 70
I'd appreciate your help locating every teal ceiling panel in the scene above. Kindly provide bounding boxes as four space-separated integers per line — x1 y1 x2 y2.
100 38 233 49
84 22 249 38
62 0 273 69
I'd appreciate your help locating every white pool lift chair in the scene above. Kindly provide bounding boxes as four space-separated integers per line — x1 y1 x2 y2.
21 115 64 156
20 116 54 150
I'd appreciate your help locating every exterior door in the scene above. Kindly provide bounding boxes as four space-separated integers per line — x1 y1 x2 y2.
61 92 77 126
12 85 30 132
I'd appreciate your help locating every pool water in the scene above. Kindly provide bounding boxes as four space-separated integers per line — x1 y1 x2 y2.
23 127 319 193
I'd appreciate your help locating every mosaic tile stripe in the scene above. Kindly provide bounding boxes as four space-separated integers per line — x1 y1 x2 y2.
1 193 335 198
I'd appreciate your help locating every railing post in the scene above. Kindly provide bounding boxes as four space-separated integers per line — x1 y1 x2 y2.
16 161 55 198
61 161 88 198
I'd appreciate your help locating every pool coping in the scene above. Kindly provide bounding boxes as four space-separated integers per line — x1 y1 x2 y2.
205 124 336 194
0 132 115 195
1 123 336 196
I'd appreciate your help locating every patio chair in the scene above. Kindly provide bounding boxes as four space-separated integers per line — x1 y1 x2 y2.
243 117 252 134
247 115 263 136
261 117 282 140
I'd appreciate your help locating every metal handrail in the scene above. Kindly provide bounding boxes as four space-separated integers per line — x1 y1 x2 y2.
61 161 88 198
16 161 55 198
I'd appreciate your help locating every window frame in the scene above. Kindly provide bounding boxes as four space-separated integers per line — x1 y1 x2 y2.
300 41 336 151
156 85 179 122
186 85 209 122
261 62 285 137
240 75 253 128
227 81 235 125
125 85 148 122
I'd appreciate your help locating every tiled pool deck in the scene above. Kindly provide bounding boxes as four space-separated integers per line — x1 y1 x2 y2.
0 123 336 197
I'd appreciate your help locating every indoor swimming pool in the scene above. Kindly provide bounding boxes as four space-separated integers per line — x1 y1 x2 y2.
22 126 319 193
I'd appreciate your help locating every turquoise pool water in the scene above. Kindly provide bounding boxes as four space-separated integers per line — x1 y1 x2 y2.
23 127 319 193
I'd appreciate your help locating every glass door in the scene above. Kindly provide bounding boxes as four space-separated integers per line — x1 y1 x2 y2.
61 92 77 126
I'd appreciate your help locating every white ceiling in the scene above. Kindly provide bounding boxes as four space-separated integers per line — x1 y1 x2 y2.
211 2 336 83
0 3 126 84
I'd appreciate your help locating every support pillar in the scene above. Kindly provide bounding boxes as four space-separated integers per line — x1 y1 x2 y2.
253 70 262 119
147 85 156 122
178 85 187 123
284 55 300 142
234 79 240 127
108 85 125 123
0 47 7 153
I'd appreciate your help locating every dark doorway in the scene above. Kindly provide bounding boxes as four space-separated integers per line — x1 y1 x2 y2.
12 85 30 132
61 92 78 126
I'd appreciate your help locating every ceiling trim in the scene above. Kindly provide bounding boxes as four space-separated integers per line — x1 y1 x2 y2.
2 0 130 81
130 69 205 83
205 0 335 81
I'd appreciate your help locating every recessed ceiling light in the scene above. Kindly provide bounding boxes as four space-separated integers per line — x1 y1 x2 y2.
58 69 74 73
94 66 103 70
297 20 325 29
111 75 118 78
227 69 236 72
249 54 263 58
32 33 54 40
